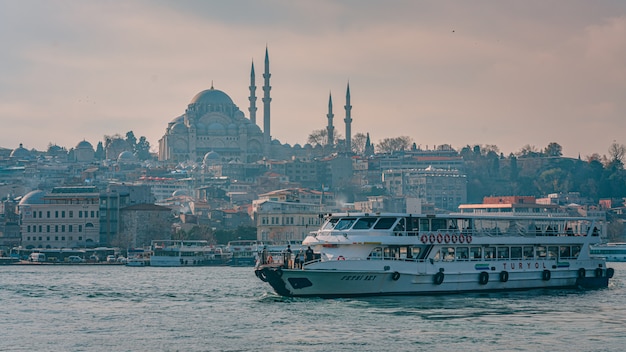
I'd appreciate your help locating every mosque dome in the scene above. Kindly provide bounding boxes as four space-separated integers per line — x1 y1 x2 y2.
75 140 94 150
203 151 221 165
19 190 45 205
190 87 234 106
172 190 188 197
117 151 137 164
10 143 31 159
171 122 188 134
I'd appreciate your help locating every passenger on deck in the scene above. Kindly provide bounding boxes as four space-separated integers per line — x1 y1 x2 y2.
305 246 314 263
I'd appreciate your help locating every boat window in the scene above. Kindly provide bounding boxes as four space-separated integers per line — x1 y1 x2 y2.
433 250 441 262
456 247 469 261
410 246 422 259
469 246 482 260
334 218 356 231
384 246 400 259
399 246 408 259
571 245 581 258
407 218 420 231
497 247 510 259
322 218 339 230
393 218 406 232
368 247 383 260
431 219 447 232
559 246 571 259
441 247 455 262
447 219 459 230
536 246 547 258
352 217 377 230
419 219 430 232
484 247 496 259
373 217 398 230
523 246 534 259
510 246 522 259
548 246 559 260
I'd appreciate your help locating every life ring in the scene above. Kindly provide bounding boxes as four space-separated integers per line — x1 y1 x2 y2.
267 255 273 264
466 235 472 243
444 234 450 243
429 233 436 243
337 256 345 260
542 269 551 281
578 268 586 279
479 271 489 285
595 267 603 278
459 235 465 243
391 271 401 281
607 267 615 278
420 234 428 243
436 233 443 243
433 271 445 285
499 270 509 283
451 235 458 243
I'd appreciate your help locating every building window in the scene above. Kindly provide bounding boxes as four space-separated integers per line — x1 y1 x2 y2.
79 211 83 218
69 210 73 218
47 225 50 233
91 211 95 218
33 212 37 218
62 211 65 218
55 236 58 241
39 225 42 232
69 225 73 232
79 225 82 232
55 211 59 218
55 225 58 232
47 211 50 218
27 225 31 232
62 225 65 232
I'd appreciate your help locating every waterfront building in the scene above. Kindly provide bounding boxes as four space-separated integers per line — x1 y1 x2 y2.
382 167 467 212
19 187 100 249
252 199 322 242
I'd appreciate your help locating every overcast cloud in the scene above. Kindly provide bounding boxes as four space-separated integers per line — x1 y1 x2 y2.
1 0 625 158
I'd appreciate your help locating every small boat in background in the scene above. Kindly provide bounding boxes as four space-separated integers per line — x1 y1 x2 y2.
150 240 231 267
591 243 626 262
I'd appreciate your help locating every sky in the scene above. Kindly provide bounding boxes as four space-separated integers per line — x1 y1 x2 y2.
1 0 625 158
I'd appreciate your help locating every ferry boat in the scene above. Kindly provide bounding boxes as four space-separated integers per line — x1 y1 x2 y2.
150 240 231 267
255 212 615 298
126 248 150 267
591 243 626 262
226 240 263 266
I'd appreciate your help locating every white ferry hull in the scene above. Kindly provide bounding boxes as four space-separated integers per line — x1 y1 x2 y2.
257 264 612 297
255 212 614 297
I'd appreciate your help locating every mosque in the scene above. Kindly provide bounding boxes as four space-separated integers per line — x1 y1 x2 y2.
158 48 354 163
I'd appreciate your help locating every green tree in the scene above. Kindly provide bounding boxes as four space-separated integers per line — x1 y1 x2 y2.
544 142 563 157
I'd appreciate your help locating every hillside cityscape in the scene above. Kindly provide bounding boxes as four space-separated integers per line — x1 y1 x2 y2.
2 50 626 256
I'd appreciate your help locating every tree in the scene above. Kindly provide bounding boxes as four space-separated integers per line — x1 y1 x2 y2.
544 142 563 157
351 133 367 155
517 144 541 158
95 141 105 160
136 136 151 160
376 136 413 153
607 142 625 169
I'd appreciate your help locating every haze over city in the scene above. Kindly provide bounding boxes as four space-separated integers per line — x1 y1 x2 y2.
2 0 625 158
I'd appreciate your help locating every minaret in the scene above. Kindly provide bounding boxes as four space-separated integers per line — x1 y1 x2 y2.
344 82 352 154
262 47 272 155
326 92 334 147
248 61 257 125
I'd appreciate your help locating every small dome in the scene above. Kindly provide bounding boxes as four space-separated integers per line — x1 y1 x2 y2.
19 190 45 205
203 151 221 165
10 143 31 159
171 122 187 133
76 140 94 150
172 189 188 197
190 87 234 106
117 151 137 164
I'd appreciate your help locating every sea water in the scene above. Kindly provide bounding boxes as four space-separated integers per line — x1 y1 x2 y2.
1 263 625 352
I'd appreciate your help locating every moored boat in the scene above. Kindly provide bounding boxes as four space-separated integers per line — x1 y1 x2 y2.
150 240 231 267
226 240 263 266
255 212 614 298
591 243 626 262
